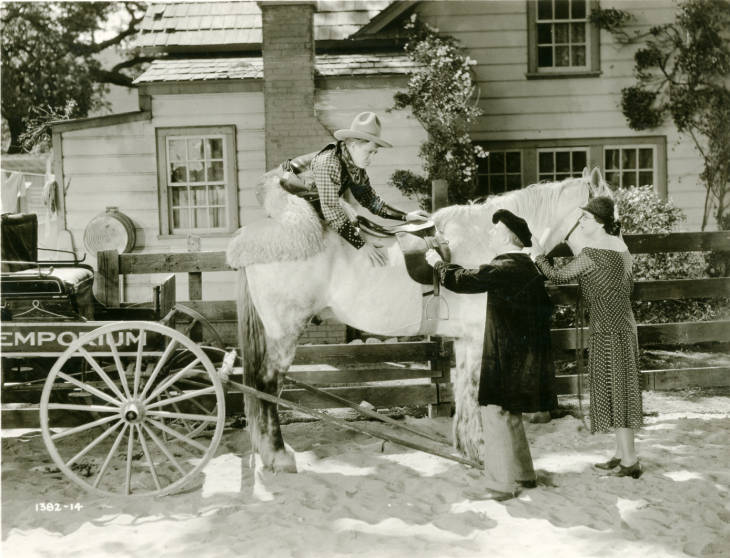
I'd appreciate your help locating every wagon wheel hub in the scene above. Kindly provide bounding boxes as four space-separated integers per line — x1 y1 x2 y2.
122 401 145 424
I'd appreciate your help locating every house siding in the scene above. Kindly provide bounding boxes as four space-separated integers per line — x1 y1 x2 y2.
415 0 706 228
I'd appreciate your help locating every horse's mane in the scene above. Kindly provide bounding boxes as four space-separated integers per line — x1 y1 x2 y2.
432 178 584 235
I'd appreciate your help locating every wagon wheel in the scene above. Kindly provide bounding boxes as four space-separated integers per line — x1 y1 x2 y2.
39 321 226 497
160 304 224 348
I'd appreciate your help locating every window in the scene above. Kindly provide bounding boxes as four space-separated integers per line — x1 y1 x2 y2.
527 0 600 77
473 136 666 197
604 146 656 188
537 148 587 181
477 151 522 197
156 126 238 236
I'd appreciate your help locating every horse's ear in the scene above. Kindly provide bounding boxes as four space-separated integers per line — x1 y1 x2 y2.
590 167 604 192
582 167 590 180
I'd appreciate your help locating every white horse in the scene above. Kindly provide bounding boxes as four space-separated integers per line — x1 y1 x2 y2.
226 167 612 471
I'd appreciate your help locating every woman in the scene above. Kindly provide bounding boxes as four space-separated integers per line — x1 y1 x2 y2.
532 196 643 479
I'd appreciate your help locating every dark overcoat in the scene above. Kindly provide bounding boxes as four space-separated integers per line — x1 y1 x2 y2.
435 252 557 413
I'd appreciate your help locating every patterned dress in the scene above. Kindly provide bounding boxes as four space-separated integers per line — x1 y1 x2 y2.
535 248 642 433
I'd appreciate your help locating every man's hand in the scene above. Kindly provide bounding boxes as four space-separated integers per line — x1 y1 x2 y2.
405 210 430 223
425 248 443 267
363 242 388 267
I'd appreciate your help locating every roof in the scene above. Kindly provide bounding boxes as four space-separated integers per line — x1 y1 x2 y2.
136 1 393 51
134 53 417 83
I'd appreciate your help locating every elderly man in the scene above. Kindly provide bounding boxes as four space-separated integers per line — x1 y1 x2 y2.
426 210 557 500
282 112 428 266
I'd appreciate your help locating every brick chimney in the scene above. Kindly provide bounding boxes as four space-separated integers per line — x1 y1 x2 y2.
259 1 333 169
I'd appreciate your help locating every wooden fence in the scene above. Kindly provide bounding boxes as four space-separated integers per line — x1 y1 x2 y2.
95 231 730 411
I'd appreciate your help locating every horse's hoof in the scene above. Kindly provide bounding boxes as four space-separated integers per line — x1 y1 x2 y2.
272 449 298 473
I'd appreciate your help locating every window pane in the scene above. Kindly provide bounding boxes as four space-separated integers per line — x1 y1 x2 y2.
169 139 187 162
571 0 586 19
605 172 619 188
639 148 653 168
572 150 587 171
188 138 204 160
210 208 225 228
194 208 207 228
537 23 553 44
207 161 224 182
622 149 637 169
171 187 187 207
555 0 570 19
605 149 620 169
188 161 204 182
506 152 521 173
556 173 571 181
622 171 637 187
173 208 189 230
538 46 553 67
539 152 554 173
490 152 505 173
206 138 223 159
209 186 225 205
507 174 522 190
537 0 552 20
170 163 187 183
490 174 505 193
555 46 570 66
571 22 585 42
191 186 207 206
555 23 569 43
556 151 571 172
572 46 586 66
639 171 654 186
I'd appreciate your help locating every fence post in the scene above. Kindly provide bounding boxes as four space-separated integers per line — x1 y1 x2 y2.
432 179 448 212
428 337 453 418
187 234 203 339
96 249 120 307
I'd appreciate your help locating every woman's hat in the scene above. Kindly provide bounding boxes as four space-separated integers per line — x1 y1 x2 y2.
581 196 615 224
492 209 532 247
334 112 393 148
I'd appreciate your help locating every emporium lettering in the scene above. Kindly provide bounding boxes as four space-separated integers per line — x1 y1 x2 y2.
0 331 140 348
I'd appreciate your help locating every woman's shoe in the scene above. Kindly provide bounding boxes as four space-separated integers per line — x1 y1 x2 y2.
609 461 642 479
594 457 621 470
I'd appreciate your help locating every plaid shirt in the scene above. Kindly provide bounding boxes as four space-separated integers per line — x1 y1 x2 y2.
309 142 387 248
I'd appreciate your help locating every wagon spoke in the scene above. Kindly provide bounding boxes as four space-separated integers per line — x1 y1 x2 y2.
66 420 124 467
108 337 132 400
47 403 120 413
56 371 122 407
135 425 161 491
138 339 178 400
51 414 120 441
143 358 201 405
146 418 208 452
147 410 218 423
125 425 135 495
93 423 129 489
146 387 216 410
142 423 186 476
78 348 127 402
133 329 146 397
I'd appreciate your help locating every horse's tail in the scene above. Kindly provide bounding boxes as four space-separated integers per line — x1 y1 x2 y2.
236 266 266 394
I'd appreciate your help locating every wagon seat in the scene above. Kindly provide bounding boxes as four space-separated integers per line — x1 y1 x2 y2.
1 213 95 320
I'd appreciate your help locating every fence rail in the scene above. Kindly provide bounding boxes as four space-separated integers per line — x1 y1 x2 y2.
91 230 730 409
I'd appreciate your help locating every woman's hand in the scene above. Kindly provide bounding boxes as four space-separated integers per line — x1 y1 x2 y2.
363 241 388 267
405 210 430 223
425 248 443 267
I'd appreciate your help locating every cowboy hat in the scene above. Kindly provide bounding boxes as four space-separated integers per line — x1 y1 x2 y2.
334 112 393 148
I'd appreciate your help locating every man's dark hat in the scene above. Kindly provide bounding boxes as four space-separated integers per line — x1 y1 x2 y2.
492 209 532 247
581 196 615 224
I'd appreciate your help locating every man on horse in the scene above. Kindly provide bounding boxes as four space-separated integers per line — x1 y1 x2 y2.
426 210 557 500
282 112 429 266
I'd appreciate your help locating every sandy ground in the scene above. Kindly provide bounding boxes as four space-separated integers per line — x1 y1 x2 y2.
2 389 729 558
